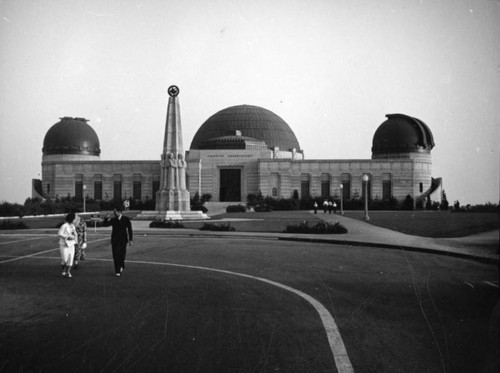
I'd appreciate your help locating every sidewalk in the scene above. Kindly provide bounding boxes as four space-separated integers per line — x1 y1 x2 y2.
128 213 499 264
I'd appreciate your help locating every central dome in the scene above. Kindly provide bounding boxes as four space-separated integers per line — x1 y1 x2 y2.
190 105 301 151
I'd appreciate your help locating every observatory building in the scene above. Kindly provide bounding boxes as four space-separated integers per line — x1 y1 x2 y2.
34 91 439 208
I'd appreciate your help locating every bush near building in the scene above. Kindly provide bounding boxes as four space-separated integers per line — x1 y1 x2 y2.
200 223 235 231
191 192 212 213
226 204 246 213
247 193 405 212
284 221 348 234
149 219 185 229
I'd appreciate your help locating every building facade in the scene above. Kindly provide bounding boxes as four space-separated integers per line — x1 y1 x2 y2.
35 104 438 207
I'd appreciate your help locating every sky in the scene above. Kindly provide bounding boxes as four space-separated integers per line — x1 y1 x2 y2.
1 0 499 205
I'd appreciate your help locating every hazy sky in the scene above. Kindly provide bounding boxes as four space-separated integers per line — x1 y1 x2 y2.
1 0 499 205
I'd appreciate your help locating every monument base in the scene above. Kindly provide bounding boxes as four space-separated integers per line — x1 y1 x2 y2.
135 210 209 221
155 189 191 211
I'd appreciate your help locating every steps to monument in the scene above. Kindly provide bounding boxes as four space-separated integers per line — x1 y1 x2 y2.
135 210 209 220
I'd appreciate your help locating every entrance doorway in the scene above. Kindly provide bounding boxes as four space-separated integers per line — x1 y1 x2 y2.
220 169 241 202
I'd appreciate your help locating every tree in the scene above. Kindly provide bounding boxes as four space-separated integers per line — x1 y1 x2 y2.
441 190 449 210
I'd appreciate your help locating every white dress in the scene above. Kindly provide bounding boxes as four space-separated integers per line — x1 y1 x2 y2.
58 222 76 266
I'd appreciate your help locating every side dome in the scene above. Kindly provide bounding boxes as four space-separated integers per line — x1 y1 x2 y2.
190 105 301 152
43 117 101 156
372 114 434 158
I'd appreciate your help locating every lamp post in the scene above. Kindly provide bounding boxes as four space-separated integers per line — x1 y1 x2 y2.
362 174 369 221
83 185 86 213
340 184 344 215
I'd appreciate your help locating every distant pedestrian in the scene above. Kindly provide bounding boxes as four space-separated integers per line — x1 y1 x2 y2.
58 212 77 278
323 200 328 213
103 208 133 277
313 202 318 214
328 201 333 214
333 201 337 214
73 214 88 269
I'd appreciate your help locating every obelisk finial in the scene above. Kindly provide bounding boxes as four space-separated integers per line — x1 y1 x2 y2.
168 85 179 97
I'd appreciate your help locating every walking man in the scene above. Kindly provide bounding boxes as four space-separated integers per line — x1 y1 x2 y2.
103 207 133 277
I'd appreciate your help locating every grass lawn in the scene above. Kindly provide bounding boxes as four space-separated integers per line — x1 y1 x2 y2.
342 210 499 238
183 211 324 232
2 210 498 238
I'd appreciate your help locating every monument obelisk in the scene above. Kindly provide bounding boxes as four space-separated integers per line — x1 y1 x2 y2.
138 85 207 220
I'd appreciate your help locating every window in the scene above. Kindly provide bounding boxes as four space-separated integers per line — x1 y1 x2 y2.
133 174 142 200
382 173 392 200
341 173 351 200
47 184 51 194
94 174 102 200
321 173 330 199
270 173 280 198
113 174 122 201
75 174 83 200
300 173 310 199
419 182 423 193
152 177 160 201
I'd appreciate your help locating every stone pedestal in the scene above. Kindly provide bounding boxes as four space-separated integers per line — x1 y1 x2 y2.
155 189 191 212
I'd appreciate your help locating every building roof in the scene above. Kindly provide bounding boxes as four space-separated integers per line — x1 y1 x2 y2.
42 117 101 156
372 113 435 156
198 130 268 150
190 105 301 151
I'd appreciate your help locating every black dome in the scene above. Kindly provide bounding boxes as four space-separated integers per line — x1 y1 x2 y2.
43 117 101 156
190 105 301 151
372 114 434 156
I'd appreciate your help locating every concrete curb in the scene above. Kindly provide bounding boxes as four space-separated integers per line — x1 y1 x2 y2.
277 236 499 264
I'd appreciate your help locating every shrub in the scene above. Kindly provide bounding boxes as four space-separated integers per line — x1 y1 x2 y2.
0 201 23 217
451 202 500 213
149 219 185 229
403 195 414 210
247 192 263 208
369 197 400 211
276 198 300 210
226 204 246 213
441 190 449 210
199 222 235 231
284 221 348 234
191 192 212 213
0 220 28 230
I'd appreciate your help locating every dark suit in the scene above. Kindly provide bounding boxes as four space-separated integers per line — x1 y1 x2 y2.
103 215 133 273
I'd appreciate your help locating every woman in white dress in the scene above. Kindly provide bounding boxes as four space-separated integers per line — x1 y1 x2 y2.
58 212 77 278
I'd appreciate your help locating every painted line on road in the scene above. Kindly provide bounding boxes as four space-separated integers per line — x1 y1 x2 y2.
2 248 354 372
0 235 54 245
464 281 474 288
126 258 354 373
0 238 109 264
484 281 499 288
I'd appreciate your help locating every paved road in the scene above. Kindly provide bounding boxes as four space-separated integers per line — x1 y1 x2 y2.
1 228 498 372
